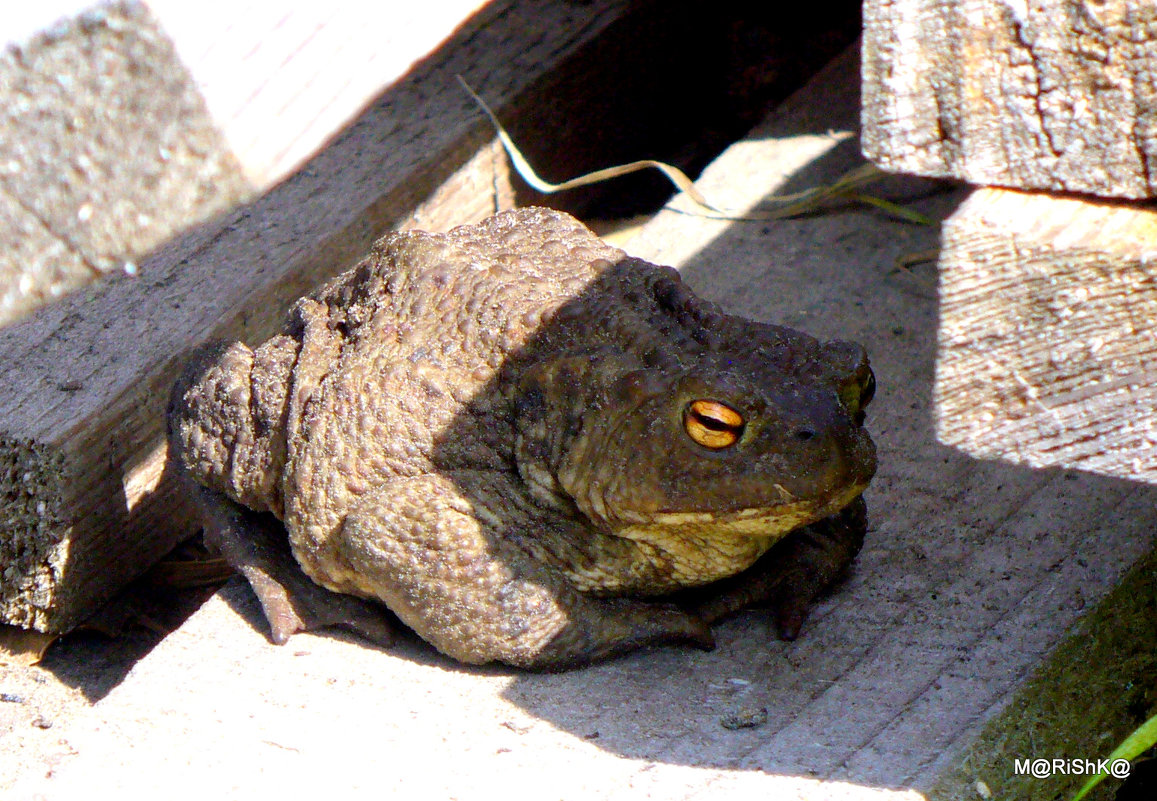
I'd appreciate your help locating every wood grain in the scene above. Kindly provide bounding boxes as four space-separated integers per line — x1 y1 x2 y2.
862 0 1157 199
934 187 1157 479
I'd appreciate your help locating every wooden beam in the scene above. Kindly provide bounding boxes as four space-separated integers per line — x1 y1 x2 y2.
0 0 492 325
862 0 1157 199
0 1 252 323
934 187 1157 479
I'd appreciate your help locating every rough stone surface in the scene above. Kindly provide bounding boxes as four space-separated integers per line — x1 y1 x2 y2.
0 0 250 323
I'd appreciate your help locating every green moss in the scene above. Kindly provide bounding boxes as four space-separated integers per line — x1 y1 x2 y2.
932 547 1157 801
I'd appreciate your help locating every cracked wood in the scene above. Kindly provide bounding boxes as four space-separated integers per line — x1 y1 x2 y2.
862 0 1157 199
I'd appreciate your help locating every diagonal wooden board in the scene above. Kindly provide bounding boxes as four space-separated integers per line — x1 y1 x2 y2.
7 46 1154 800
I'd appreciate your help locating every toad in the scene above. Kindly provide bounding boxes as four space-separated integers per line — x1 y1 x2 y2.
168 207 876 669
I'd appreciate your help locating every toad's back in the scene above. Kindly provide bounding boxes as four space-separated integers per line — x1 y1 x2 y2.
168 210 622 521
279 211 624 521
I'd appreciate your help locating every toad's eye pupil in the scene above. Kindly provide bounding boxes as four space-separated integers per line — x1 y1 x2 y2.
684 400 744 449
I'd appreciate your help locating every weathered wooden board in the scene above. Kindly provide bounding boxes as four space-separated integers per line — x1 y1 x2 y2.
862 0 1157 199
0 0 490 324
0 0 642 632
0 1 250 323
934 187 1157 480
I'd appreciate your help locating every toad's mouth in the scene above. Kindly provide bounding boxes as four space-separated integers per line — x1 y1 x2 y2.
602 483 865 590
628 481 868 540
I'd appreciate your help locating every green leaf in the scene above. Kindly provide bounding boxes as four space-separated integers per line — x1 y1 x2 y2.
1072 713 1157 801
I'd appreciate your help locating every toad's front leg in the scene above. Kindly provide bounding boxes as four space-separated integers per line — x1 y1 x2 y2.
326 472 714 670
685 496 866 640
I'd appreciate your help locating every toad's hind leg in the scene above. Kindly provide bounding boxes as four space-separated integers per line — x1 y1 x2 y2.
188 483 397 646
332 472 714 670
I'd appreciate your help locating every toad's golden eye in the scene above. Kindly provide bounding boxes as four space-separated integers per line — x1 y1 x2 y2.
683 400 745 449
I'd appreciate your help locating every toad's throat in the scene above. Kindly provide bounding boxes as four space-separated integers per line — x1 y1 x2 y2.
631 503 821 538
567 484 868 594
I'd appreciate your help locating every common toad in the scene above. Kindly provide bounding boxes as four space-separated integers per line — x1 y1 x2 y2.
168 207 876 669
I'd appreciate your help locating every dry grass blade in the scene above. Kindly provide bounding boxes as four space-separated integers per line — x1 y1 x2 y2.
895 248 941 272
457 76 716 209
458 77 931 225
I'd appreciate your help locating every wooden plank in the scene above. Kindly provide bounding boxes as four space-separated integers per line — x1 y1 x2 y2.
0 1 251 323
934 187 1157 480
0 0 491 324
862 0 1157 199
0 0 640 632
